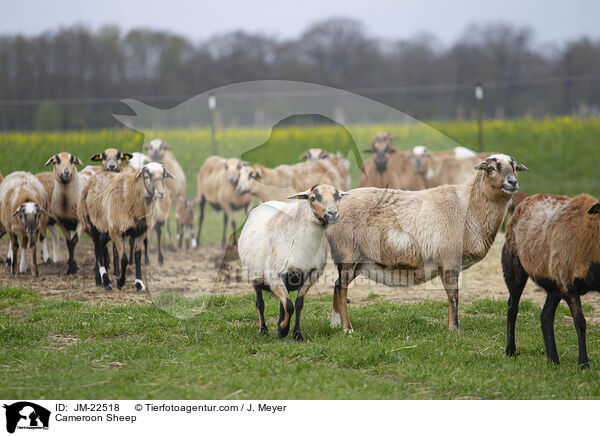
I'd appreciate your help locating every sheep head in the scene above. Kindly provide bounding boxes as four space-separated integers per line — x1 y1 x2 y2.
288 184 348 226
12 202 47 246
408 145 431 174
300 148 329 161
45 152 82 184
136 162 175 201
142 138 170 162
90 148 133 172
236 164 263 195
475 154 529 196
224 158 247 185
364 132 397 173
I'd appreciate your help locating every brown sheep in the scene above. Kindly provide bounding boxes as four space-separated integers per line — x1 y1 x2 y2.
78 162 174 290
196 156 253 246
175 197 195 250
0 172 49 276
327 154 529 332
503 193 600 368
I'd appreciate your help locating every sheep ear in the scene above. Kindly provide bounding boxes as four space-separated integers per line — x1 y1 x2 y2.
136 169 144 178
39 208 49 216
164 171 175 179
363 148 373 153
515 162 529 172
319 150 328 159
90 154 102 162
12 206 21 218
161 142 170 150
474 161 488 171
299 151 309 161
253 165 264 178
45 155 56 167
340 191 350 197
588 203 600 215
388 147 397 154
74 156 83 166
122 153 133 161
287 191 310 200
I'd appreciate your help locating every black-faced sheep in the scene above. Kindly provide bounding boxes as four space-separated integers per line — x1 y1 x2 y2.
238 184 346 340
327 154 529 332
503 193 600 368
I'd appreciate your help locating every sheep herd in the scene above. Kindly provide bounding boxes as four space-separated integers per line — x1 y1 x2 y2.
0 131 598 368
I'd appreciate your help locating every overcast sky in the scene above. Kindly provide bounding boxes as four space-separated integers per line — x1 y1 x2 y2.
1 0 598 45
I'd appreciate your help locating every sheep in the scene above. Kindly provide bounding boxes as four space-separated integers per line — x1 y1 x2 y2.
238 184 346 340
327 154 529 332
44 152 85 274
78 162 174 290
502 193 600 368
0 172 48 276
175 197 195 249
143 139 186 243
89 148 133 172
236 159 348 202
196 156 253 246
299 148 330 161
35 171 61 263
410 146 485 188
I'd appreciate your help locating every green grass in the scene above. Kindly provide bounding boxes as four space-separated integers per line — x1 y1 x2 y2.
1 287 599 399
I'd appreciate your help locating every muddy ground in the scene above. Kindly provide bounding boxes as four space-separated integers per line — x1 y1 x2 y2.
1 234 600 323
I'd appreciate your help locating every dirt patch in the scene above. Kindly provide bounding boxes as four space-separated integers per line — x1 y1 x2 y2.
2 235 600 323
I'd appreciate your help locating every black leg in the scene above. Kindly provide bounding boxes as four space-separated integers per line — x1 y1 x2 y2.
277 298 294 338
112 243 119 278
565 294 589 368
254 283 268 335
134 248 145 292
156 222 164 265
98 235 112 290
541 292 562 365
65 234 79 274
231 218 237 246
92 232 102 286
292 295 305 341
195 196 205 247
502 245 529 357
117 251 128 289
143 237 149 265
221 213 228 247
128 236 135 265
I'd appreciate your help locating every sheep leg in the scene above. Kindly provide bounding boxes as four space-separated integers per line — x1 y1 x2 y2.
31 237 39 277
502 245 529 357
143 237 149 265
39 232 50 264
134 237 146 292
441 269 460 331
292 271 319 341
48 225 61 263
128 236 135 265
155 221 164 265
98 236 113 290
65 233 79 275
91 232 102 286
253 283 268 335
10 235 18 275
5 240 13 268
110 231 128 289
271 281 294 338
177 220 182 249
565 294 589 368
540 291 561 365
333 264 357 332
19 235 28 274
112 243 120 277
221 212 228 247
194 196 205 247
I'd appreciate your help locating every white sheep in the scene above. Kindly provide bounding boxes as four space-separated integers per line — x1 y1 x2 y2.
0 172 49 276
327 154 529 332
238 184 346 340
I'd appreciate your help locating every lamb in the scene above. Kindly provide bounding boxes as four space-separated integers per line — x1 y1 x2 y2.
327 154 529 332
44 152 85 274
236 159 348 202
35 171 61 263
143 139 186 242
196 156 253 246
0 171 48 276
175 197 195 249
238 184 346 340
78 162 174 290
503 193 600 368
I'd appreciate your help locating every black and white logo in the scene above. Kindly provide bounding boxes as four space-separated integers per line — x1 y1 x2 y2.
3 402 50 434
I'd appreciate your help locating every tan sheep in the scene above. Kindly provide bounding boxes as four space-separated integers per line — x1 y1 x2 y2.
196 156 253 246
503 193 600 367
327 154 529 332
0 172 49 276
79 162 174 290
35 171 61 263
175 197 195 250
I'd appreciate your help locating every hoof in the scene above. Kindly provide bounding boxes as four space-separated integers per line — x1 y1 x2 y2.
66 266 79 275
105 283 113 291
292 331 304 342
343 328 354 334
580 362 590 369
277 323 290 338
259 327 268 336
134 279 146 292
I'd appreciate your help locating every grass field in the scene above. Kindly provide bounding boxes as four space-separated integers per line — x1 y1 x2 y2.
1 288 599 399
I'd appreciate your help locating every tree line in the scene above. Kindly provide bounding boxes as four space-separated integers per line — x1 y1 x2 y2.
1 18 600 130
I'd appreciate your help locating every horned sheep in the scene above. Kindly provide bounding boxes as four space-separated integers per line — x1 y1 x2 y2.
327 154 528 332
503 193 600 367
238 184 346 340
0 171 49 276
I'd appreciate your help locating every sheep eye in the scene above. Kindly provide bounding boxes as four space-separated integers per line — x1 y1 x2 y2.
309 196 315 202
